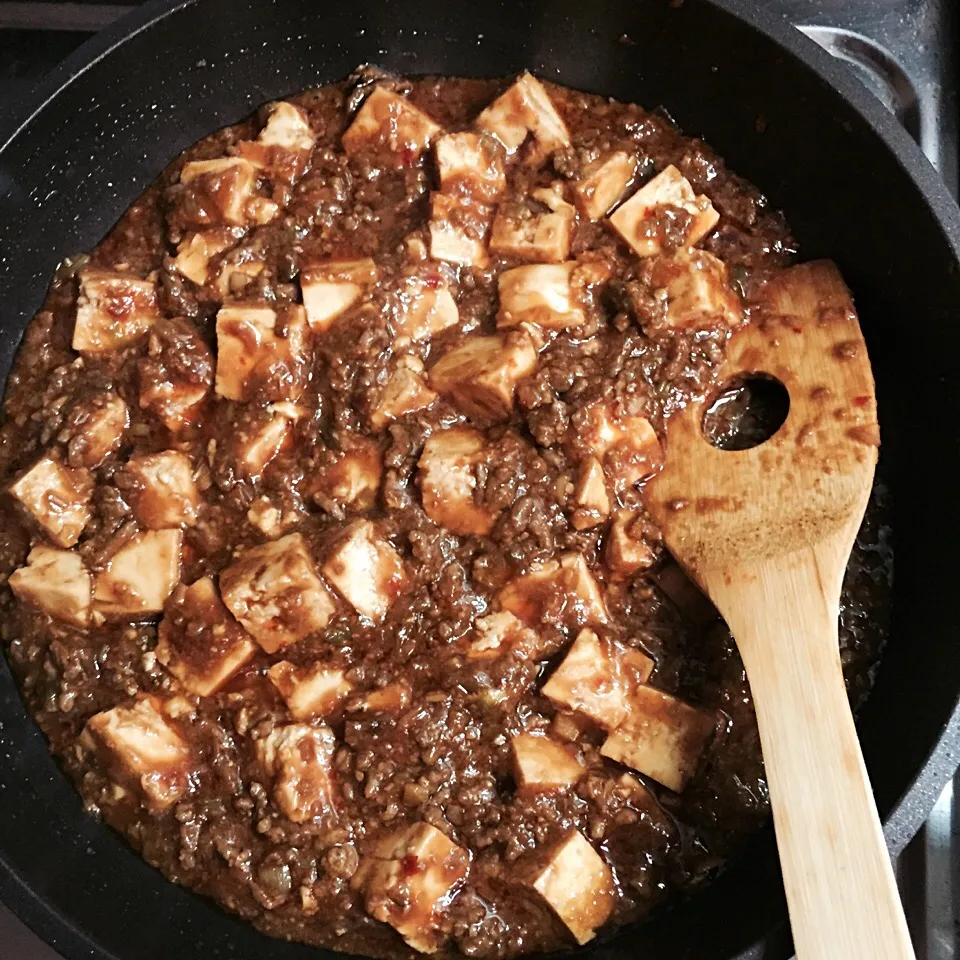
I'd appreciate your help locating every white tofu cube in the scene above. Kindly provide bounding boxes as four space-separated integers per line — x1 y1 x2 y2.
650 248 743 330
542 628 654 730
73 270 160 353
370 355 438 430
361 680 412 713
237 102 315 182
214 303 309 402
301 258 379 332
489 209 573 263
80 696 192 810
179 157 275 227
574 152 638 220
246 496 294 538
498 554 608 628
173 229 240 285
140 380 209 432
342 87 442 162
356 823 470 953
268 660 352 720
571 456 610 531
477 73 570 155
256 723 337 823
258 101 315 151
417 427 498 536
428 193 490 267
321 520 407 623
9 546 92 627
608 164 719 258
93 530 182 618
576 402 664 487
429 331 538 423
313 437 383 513
122 450 199 530
220 533 336 653
465 611 538 660
529 830 614 945
10 456 93 547
393 278 460 343
511 733 583 794
601 685 716 792
435 132 506 199
60 392 128 468
497 262 584 330
156 576 257 696
234 411 293 479
605 509 657 578
530 181 576 216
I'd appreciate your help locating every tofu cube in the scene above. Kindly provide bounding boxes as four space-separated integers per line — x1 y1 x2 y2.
10 456 93 547
465 611 539 660
9 546 92 627
393 278 460 343
435 132 506 199
356 823 470 953
571 456 610 531
313 437 383 513
301 258 379 332
498 554 608 628
156 577 257 696
497 263 584 330
236 101 316 182
122 450 199 529
577 402 664 487
542 628 654 730
214 303 309 402
489 208 572 263
601 685 716 792
477 73 570 155
651 249 743 330
574 152 638 220
215 257 265 298
73 269 159 353
362 680 412 713
173 229 240 285
429 331 538 423
60 392 128 468
428 193 490 267
511 733 583 794
608 164 719 258
530 181 576 216
93 530 182 617
140 380 209 432
234 411 293 479
370 355 438 429
321 520 407 623
342 87 442 162
268 660 352 720
529 830 614 945
256 723 337 823
220 533 336 653
80 696 192 810
417 427 498 536
605 509 657 578
246 496 295 538
258 101 315 151
178 157 275 227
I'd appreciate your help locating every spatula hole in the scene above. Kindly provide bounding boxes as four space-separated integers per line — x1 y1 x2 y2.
702 374 790 451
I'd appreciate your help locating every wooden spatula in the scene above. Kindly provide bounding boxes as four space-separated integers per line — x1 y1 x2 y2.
646 261 914 960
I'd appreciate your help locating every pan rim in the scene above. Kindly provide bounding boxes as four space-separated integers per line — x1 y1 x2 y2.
0 1 958 959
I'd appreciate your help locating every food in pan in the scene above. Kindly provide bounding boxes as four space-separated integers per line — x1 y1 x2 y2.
0 68 891 958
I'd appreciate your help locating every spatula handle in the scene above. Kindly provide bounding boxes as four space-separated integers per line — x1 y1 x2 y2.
711 554 915 960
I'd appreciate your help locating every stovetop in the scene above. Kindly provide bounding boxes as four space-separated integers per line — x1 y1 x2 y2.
0 1 957 958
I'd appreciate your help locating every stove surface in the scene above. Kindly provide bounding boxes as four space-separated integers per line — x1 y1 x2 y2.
0 1 957 958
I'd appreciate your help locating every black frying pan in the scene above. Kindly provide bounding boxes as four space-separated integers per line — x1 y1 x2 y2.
1 1 959 958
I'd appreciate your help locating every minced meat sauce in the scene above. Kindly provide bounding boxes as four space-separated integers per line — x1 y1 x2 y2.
0 68 891 958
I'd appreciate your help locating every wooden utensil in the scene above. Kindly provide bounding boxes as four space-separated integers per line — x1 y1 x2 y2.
646 261 914 960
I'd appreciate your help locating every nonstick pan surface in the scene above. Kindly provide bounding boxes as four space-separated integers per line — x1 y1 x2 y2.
0 2 959 959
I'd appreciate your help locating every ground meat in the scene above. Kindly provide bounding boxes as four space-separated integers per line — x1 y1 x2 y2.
0 70 890 960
